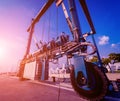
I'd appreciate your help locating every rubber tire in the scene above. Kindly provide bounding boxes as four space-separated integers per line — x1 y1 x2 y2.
70 62 108 101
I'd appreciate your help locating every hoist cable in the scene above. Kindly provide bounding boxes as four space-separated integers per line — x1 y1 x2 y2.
56 6 59 36
56 61 61 101
48 6 51 42
56 6 61 101
41 13 46 42
33 33 40 49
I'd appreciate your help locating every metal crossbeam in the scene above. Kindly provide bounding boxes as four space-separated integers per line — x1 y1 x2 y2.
27 0 55 32
79 0 96 34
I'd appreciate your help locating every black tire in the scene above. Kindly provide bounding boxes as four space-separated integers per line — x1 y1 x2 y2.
70 62 108 101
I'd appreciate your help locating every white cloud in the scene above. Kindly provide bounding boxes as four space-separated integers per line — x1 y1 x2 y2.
111 43 116 47
111 43 120 48
98 35 109 45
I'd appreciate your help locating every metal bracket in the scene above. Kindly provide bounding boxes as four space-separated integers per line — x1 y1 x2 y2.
55 0 63 6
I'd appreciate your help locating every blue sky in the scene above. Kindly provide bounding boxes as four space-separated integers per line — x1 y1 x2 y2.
0 0 120 72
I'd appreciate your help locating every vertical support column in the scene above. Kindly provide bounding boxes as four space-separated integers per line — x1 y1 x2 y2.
41 58 49 80
68 0 87 82
68 0 82 42
35 58 43 80
24 25 34 58
19 63 25 80
44 57 49 80
41 59 45 80
71 55 88 79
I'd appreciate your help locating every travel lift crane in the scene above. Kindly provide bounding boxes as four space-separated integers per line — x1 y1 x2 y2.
18 0 119 100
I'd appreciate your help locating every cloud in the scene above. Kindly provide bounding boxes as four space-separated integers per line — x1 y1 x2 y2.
111 43 120 48
111 43 116 47
98 35 109 45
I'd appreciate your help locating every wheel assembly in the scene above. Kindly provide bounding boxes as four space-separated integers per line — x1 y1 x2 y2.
70 62 108 101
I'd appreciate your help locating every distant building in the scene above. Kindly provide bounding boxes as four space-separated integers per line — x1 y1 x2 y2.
115 62 120 70
106 62 120 72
